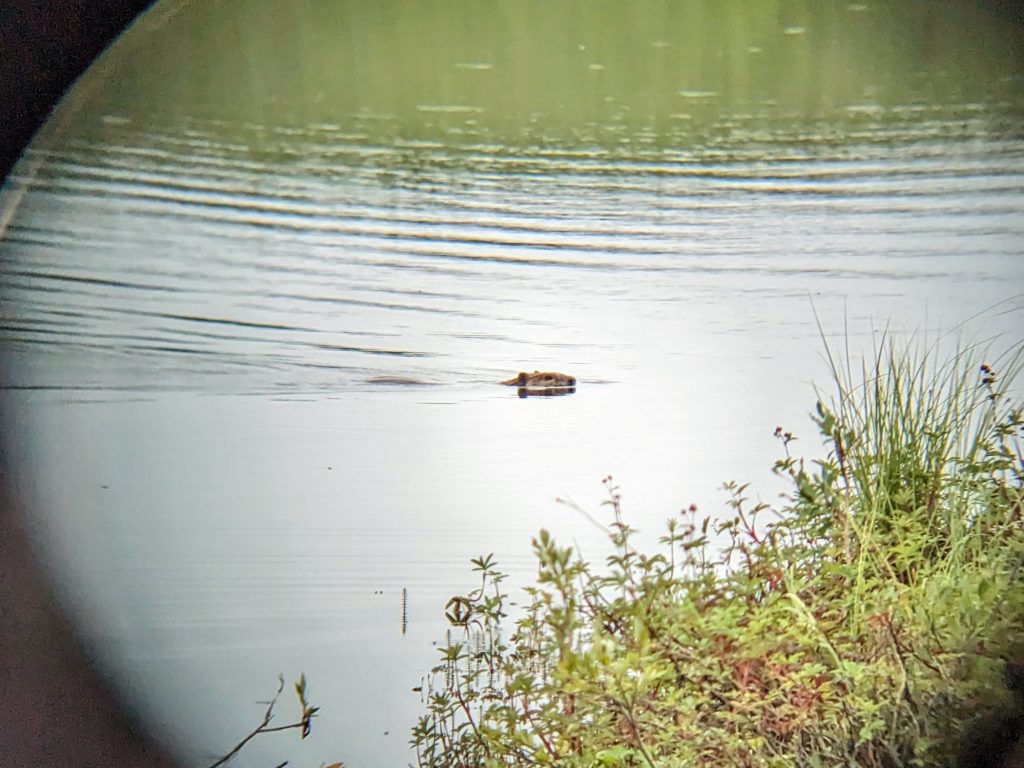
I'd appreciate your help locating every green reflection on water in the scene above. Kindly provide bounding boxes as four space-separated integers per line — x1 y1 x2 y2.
42 0 1024 157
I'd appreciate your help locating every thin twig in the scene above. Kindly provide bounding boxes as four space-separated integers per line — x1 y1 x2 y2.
556 496 609 533
206 675 312 768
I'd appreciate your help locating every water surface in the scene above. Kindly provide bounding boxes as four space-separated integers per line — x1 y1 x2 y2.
2 2 1023 766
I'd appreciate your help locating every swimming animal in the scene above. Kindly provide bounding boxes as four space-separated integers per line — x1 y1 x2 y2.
500 371 577 388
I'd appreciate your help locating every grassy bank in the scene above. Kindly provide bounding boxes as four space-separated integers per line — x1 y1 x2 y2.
412 338 1024 767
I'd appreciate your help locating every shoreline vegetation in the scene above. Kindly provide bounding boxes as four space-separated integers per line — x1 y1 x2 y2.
412 337 1024 768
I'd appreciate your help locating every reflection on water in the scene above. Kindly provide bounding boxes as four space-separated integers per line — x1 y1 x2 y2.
1 1 1023 766
516 386 576 398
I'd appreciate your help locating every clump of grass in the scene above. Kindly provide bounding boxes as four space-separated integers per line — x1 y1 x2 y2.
411 337 1024 768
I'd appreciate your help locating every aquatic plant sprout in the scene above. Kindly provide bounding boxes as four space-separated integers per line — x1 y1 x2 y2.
412 337 1024 768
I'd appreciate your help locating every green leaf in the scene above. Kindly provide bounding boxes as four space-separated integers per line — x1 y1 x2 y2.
596 745 633 764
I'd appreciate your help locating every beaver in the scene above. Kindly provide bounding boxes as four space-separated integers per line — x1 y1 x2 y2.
500 371 577 388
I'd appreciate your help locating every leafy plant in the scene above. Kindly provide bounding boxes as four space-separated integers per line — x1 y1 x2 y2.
412 338 1024 767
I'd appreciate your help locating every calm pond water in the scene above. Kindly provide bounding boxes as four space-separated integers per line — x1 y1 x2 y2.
2 2 1024 766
